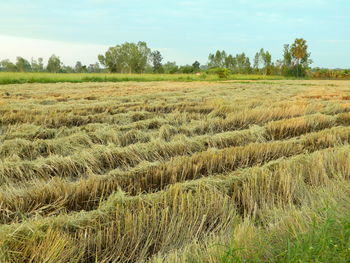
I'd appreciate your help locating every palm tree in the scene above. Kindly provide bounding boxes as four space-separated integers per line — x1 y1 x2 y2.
291 38 308 77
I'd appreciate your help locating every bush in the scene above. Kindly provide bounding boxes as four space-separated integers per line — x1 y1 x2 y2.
208 68 231 78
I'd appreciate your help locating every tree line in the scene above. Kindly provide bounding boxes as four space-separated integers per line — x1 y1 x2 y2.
0 38 313 77
206 38 312 77
0 55 102 73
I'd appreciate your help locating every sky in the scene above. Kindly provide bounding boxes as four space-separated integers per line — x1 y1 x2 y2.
0 0 349 68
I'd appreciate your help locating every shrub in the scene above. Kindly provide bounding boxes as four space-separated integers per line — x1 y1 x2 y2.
207 68 231 78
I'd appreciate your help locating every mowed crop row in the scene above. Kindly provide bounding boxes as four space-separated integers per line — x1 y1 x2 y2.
1 125 350 224
0 80 349 262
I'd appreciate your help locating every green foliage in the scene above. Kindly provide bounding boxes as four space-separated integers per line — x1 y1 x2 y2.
283 44 292 68
224 54 235 70
163 61 179 74
0 38 318 78
192 61 200 72
60 65 75 73
218 68 230 78
219 208 350 263
98 41 151 73
30 58 44 72
253 51 261 72
310 68 350 79
151 50 163 73
259 49 272 75
208 50 252 74
279 38 312 77
282 215 350 263
206 38 313 77
15 57 32 72
0 72 285 85
47 54 62 73
207 67 230 78
208 50 227 68
179 65 195 74
234 53 252 74
87 62 102 73
199 72 207 79
74 61 87 73
0 59 17 72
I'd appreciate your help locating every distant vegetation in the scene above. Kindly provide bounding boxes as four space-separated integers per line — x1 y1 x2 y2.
309 68 350 79
0 72 285 85
0 55 102 74
2 38 347 80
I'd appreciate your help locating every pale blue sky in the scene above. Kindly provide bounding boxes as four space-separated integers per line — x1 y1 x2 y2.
0 0 349 68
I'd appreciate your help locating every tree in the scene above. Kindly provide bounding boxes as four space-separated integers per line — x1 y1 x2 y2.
75 61 83 73
192 61 200 72
279 44 293 76
290 38 312 77
31 58 44 72
15 57 31 72
87 62 101 73
98 41 151 73
224 55 236 72
253 52 261 73
0 59 17 72
279 39 312 77
283 44 292 68
291 38 308 65
260 49 272 75
150 50 163 73
47 55 62 73
208 50 227 68
234 53 251 74
253 49 272 75
75 61 87 73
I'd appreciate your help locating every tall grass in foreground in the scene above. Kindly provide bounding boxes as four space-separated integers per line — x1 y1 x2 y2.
149 181 350 263
218 185 350 263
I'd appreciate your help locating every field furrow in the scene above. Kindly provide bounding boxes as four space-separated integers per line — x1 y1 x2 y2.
0 80 349 262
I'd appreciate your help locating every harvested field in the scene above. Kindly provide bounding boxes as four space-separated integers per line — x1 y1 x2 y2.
0 80 350 262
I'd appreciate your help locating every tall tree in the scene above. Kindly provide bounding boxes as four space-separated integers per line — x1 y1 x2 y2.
235 53 251 74
192 61 200 72
150 50 163 73
31 58 44 72
260 49 272 75
290 38 312 77
282 44 292 68
280 44 293 76
291 38 308 65
75 61 87 73
253 52 261 73
47 55 62 73
208 50 226 68
15 57 31 72
224 55 236 71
